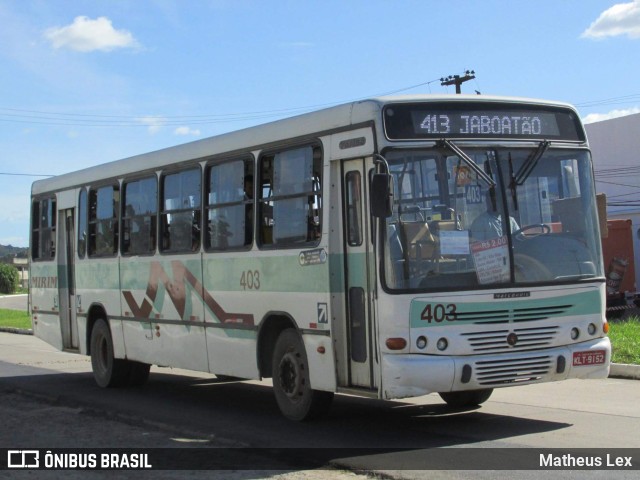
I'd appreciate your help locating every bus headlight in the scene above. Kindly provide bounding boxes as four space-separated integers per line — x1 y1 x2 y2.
571 328 580 340
588 323 597 336
416 336 427 350
436 338 448 351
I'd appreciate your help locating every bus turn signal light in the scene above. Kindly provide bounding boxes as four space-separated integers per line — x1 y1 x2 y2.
603 322 610 334
385 338 407 350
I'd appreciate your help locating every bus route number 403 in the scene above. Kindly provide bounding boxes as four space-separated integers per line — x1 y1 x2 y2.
240 270 261 290
421 304 458 323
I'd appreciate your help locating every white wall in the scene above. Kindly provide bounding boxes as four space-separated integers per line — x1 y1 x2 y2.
586 113 640 291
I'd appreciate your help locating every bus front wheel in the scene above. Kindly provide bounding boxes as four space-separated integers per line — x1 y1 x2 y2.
439 389 493 408
90 319 132 388
272 329 333 421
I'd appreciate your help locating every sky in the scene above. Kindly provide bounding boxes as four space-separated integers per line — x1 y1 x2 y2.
1 0 639 247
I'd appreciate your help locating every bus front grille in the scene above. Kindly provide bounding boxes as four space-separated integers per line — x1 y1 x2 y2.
473 355 553 386
457 304 573 325
462 326 559 353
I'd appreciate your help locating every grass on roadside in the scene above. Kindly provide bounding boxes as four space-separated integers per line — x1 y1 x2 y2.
0 308 31 330
608 316 640 365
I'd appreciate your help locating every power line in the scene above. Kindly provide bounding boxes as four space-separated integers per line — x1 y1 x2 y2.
0 77 448 129
575 94 640 108
596 179 640 190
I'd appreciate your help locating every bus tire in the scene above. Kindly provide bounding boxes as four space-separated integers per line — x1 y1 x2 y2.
128 361 151 387
90 319 131 388
439 389 493 408
272 328 333 421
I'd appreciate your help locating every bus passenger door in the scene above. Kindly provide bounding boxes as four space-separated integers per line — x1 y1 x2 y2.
342 159 376 389
58 208 79 350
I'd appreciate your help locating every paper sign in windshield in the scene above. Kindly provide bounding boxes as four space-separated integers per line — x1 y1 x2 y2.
439 230 470 255
471 237 509 284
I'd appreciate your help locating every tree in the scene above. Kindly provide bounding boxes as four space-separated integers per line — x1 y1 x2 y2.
0 263 19 294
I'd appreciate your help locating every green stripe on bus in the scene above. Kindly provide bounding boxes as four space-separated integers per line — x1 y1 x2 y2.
409 289 602 328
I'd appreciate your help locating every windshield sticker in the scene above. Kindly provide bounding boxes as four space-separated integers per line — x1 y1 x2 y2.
471 237 510 284
440 230 470 255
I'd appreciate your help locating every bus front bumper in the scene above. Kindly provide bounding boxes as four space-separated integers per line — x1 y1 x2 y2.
381 336 611 400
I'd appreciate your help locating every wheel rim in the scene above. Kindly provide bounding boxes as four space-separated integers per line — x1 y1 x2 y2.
278 350 304 400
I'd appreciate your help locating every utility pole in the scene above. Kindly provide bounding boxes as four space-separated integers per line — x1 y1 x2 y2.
440 70 476 94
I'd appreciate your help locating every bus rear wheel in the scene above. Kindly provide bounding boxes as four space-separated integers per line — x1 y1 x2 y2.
90 319 132 388
272 329 333 421
439 389 493 408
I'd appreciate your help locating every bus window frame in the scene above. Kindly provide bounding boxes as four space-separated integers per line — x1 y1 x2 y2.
159 165 203 255
121 174 159 257
204 155 255 252
77 187 88 259
30 195 57 262
87 182 120 259
257 143 324 250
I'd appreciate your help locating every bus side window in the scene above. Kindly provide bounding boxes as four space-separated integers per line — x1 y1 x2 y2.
258 145 322 248
160 168 201 253
31 196 57 261
122 176 158 256
77 188 87 258
206 158 253 251
88 185 119 257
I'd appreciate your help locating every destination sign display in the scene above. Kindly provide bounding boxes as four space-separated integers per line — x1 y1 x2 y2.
384 102 584 141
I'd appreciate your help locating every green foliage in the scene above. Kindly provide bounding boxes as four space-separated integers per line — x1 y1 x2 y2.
0 264 20 294
609 316 640 365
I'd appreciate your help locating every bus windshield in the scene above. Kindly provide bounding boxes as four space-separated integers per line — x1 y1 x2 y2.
382 146 603 291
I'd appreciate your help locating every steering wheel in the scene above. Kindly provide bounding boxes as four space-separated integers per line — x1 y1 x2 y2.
513 223 551 239
514 253 553 282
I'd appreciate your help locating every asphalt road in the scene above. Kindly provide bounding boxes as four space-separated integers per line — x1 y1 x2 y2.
0 294 28 312
1 332 639 479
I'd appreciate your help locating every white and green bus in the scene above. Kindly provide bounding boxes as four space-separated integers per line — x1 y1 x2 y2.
30 95 611 420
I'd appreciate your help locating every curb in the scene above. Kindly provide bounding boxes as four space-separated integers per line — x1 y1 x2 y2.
0 327 33 335
609 363 640 380
1 327 639 380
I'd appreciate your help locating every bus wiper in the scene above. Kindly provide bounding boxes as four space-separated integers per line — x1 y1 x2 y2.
508 152 518 211
437 139 496 187
513 140 550 186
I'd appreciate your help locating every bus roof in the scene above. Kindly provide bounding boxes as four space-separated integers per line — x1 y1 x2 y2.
31 94 578 196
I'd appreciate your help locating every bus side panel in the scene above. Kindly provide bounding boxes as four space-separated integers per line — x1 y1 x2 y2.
204 326 259 379
202 252 336 390
119 256 160 366
75 258 125 357
201 255 257 378
30 261 63 351
302 333 335 391
120 256 208 372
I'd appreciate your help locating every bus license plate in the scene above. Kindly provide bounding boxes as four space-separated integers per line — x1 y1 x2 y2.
572 350 606 366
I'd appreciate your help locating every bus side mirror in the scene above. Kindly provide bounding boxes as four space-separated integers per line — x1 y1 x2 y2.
370 173 393 218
